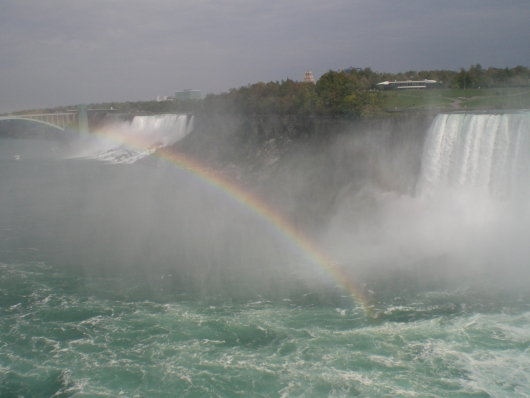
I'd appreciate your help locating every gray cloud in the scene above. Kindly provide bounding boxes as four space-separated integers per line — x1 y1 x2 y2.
1 0 529 112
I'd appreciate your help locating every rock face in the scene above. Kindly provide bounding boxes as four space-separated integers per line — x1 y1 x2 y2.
171 114 435 230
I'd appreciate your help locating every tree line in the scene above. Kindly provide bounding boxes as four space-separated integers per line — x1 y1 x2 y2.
10 64 530 118
346 64 530 90
199 64 530 116
200 76 385 117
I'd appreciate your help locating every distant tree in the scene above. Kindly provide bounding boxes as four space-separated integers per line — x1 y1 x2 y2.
453 68 472 89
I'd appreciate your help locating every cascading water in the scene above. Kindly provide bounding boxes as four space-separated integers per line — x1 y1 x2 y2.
416 111 530 199
408 112 530 275
73 113 192 163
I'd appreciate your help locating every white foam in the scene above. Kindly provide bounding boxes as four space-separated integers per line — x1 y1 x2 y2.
70 114 192 164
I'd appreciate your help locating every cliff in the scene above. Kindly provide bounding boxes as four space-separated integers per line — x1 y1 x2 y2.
170 114 435 229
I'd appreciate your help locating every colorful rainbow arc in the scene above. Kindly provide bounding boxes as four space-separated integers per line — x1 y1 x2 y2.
91 126 370 313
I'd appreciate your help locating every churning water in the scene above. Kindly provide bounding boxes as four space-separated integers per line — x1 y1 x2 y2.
71 114 194 163
1 113 530 397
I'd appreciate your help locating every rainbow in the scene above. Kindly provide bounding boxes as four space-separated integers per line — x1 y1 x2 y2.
89 124 370 313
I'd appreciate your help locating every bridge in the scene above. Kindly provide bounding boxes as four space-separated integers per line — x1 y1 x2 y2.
0 112 78 131
0 106 193 135
0 104 91 134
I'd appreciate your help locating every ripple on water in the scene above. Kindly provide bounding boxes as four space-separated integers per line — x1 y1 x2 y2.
1 263 530 397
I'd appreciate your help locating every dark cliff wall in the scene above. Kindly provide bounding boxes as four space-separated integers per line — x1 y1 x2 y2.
171 114 436 229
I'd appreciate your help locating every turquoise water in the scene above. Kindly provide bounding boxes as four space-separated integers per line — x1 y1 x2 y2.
1 139 530 397
2 262 529 397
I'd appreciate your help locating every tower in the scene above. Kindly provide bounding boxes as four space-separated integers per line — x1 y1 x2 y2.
303 71 315 83
77 104 89 135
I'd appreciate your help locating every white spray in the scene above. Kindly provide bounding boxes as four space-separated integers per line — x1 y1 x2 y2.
324 111 530 285
70 114 192 163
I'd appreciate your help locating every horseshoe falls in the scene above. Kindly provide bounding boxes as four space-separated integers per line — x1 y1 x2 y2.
1 112 530 397
417 112 530 199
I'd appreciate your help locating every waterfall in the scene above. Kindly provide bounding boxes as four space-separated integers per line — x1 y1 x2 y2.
416 112 530 199
129 114 190 148
74 114 193 164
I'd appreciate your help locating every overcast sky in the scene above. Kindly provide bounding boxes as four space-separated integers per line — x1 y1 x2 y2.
1 0 529 113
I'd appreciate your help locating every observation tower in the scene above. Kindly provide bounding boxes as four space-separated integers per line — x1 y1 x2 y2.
303 71 315 83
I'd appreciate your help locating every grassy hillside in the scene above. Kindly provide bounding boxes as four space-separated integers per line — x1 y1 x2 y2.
382 88 530 111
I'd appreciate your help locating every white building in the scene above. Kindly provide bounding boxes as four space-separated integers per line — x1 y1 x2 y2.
376 80 438 90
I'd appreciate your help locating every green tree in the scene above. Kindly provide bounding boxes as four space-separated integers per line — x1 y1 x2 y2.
315 70 357 115
453 68 472 89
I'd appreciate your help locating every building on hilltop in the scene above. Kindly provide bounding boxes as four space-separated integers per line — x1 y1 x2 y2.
303 71 315 83
376 80 438 90
175 89 201 100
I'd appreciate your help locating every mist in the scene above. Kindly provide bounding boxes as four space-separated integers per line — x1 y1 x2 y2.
321 112 530 297
2 111 530 305
0 117 339 303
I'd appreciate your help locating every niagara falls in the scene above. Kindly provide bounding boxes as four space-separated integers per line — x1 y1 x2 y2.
1 108 529 396
2 1 530 397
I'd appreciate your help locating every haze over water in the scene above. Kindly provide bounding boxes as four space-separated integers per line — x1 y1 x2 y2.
1 113 530 397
